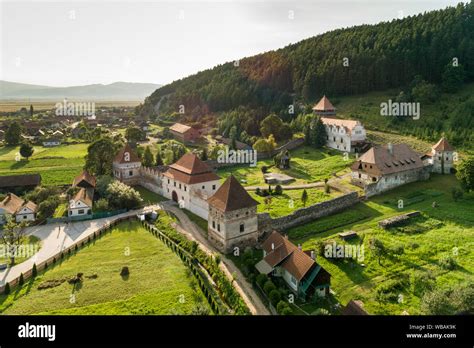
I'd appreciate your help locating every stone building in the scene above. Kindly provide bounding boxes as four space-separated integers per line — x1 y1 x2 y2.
207 175 259 253
169 123 201 143
423 137 455 174
351 143 429 196
112 143 142 185
321 117 368 153
162 153 220 219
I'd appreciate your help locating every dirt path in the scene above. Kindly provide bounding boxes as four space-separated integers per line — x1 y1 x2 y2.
160 202 270 316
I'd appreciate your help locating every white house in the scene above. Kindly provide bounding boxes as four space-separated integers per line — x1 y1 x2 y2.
0 193 37 223
255 231 331 299
162 153 220 219
321 117 367 153
68 188 93 217
422 137 455 174
113 143 143 185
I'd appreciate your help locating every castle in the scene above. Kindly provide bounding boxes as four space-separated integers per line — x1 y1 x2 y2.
113 145 259 252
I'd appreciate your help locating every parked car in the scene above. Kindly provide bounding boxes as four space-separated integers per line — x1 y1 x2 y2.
0 263 8 270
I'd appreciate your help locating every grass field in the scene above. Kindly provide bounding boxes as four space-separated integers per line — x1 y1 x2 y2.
0 100 141 112
0 220 209 315
133 186 168 205
0 144 88 186
250 188 339 218
1 235 41 266
286 175 474 315
218 146 352 187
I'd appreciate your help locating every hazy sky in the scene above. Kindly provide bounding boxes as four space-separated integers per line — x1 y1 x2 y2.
0 0 465 87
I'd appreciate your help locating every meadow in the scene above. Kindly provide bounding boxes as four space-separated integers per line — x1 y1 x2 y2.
286 175 474 315
0 144 88 185
0 100 141 112
0 220 209 315
218 146 351 187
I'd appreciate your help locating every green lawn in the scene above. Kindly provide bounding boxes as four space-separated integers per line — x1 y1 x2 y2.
250 188 339 218
217 146 352 187
0 144 88 186
0 220 209 315
134 186 168 205
1 235 41 266
53 203 68 218
286 175 474 315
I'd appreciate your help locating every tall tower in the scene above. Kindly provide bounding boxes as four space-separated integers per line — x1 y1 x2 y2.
430 137 454 174
207 175 259 253
112 143 142 185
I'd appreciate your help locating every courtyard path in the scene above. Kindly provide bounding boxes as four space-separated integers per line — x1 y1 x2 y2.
160 201 271 316
0 206 157 288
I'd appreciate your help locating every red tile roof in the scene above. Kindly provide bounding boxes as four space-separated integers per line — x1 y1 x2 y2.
208 175 258 212
261 231 316 281
72 188 94 207
163 153 219 184
312 95 335 111
432 137 454 152
113 143 141 164
0 193 37 214
73 170 96 188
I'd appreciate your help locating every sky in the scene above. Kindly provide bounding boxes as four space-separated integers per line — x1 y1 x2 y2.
0 0 465 87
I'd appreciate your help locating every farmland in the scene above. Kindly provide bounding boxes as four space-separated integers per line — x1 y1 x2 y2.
286 175 474 315
0 220 209 315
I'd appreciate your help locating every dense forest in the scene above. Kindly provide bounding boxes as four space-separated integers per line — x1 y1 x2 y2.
137 2 474 148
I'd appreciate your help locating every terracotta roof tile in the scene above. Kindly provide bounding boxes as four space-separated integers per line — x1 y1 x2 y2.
0 193 37 214
432 137 454 152
113 143 141 164
163 153 219 184
73 170 96 188
312 95 335 111
0 174 41 188
72 188 94 207
207 175 258 212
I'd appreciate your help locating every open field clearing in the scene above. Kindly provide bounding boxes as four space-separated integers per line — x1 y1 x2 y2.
287 175 474 315
0 220 209 315
0 100 141 112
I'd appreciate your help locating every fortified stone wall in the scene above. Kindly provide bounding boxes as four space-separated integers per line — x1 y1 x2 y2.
257 191 359 235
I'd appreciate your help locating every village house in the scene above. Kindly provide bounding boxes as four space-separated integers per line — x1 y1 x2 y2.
162 153 220 219
42 138 61 147
351 143 429 196
312 95 368 153
73 170 96 189
112 143 143 185
256 231 331 299
169 123 201 143
342 300 369 315
0 174 41 193
0 193 37 223
207 175 259 253
422 137 455 174
68 188 93 217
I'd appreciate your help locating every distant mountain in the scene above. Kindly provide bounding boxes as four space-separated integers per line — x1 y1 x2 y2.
0 81 162 101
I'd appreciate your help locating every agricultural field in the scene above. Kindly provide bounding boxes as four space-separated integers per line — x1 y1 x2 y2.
0 220 209 315
286 175 474 315
250 187 339 218
0 235 41 266
0 100 141 112
218 146 352 187
0 144 88 185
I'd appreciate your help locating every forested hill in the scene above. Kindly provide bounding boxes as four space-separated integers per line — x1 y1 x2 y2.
139 2 473 119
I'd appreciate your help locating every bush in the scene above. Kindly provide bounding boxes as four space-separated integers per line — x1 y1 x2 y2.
3 282 10 295
269 289 281 306
411 270 435 296
256 274 268 288
32 263 37 277
120 266 130 276
261 165 269 174
106 181 143 209
451 187 464 202
276 300 293 315
37 196 61 220
263 280 276 295
274 185 283 195
94 198 109 212
439 255 457 270
19 273 24 286
255 187 261 196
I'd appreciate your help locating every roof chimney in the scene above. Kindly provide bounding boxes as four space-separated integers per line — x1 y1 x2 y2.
284 234 288 239
298 244 302 251
310 251 315 260
387 143 393 155
271 243 275 250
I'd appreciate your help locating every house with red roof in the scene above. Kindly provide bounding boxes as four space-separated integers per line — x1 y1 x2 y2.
169 123 201 143
112 143 143 185
422 137 455 174
162 153 220 219
256 231 331 299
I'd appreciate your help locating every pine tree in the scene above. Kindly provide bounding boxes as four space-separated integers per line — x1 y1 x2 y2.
155 151 164 166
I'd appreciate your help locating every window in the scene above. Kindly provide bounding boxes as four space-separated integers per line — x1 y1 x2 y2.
239 223 244 233
168 179 170 184
129 170 133 176
290 275 297 285
333 137 336 142
23 215 27 219
184 186 187 191
212 221 215 229
78 209 84 215
358 173 361 179
179 184 182 189
174 182 176 187
212 185 216 190
202 185 205 189
217 224 220 232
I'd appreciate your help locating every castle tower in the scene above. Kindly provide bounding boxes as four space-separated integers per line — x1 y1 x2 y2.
430 137 454 174
207 175 259 253
112 143 142 185
312 95 336 116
